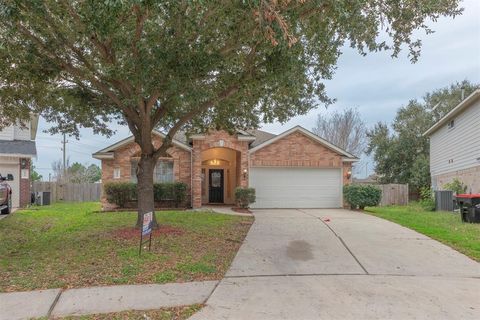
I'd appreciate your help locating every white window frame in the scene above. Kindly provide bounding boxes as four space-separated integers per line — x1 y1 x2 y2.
21 168 29 179
154 160 174 183
113 168 121 179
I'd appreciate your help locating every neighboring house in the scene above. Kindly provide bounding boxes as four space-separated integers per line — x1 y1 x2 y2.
93 126 359 209
424 89 480 193
0 115 39 208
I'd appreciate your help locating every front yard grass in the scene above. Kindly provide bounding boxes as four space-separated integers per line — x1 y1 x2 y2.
0 202 253 292
365 203 480 261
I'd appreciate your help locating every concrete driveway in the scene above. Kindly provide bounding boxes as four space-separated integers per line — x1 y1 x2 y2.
191 209 480 320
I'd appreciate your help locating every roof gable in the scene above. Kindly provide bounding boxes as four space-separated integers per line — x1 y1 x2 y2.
424 89 480 136
248 126 358 159
92 130 191 159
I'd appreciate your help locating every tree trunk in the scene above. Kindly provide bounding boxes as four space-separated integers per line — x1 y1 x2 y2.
135 153 159 229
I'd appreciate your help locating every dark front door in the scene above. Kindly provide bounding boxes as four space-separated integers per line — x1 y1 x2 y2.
209 169 224 203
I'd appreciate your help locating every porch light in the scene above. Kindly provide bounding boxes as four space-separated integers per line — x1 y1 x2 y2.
209 159 220 166
243 168 248 179
346 170 352 179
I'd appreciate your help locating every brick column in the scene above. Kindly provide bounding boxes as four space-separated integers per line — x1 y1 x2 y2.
19 158 31 207
240 142 249 187
192 141 203 208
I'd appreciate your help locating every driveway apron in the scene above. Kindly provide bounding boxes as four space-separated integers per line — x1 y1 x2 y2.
190 209 480 320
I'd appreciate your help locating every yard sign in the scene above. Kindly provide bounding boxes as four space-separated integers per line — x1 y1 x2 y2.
139 211 153 255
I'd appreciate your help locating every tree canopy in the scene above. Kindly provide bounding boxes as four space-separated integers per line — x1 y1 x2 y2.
0 1 462 142
366 80 478 191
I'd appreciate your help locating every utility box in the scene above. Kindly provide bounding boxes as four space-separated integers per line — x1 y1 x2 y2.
456 194 480 223
435 190 454 211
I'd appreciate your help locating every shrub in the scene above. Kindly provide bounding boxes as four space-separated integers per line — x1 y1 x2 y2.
235 187 256 209
104 181 188 208
419 186 435 211
104 182 137 208
343 184 382 210
443 178 467 195
172 182 188 207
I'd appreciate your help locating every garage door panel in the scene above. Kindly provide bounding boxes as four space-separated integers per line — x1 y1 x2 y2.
250 167 341 208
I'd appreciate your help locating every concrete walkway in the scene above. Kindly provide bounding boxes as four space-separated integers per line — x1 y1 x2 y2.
200 205 253 217
0 281 218 320
190 209 480 320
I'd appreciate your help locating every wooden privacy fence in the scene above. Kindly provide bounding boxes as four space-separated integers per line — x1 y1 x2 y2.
376 184 409 206
32 182 102 203
353 183 409 206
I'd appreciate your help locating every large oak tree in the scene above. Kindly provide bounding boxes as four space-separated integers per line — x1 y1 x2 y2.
0 0 461 226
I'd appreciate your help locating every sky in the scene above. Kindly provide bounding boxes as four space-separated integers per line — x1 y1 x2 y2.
33 0 480 180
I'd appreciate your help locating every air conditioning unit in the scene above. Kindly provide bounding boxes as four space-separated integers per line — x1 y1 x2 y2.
35 192 51 206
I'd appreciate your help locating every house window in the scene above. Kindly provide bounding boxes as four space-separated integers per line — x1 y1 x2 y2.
21 169 29 179
113 168 121 179
130 160 174 183
447 119 455 129
154 160 174 183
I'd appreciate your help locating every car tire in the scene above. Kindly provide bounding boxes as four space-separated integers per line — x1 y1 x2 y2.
1 197 11 214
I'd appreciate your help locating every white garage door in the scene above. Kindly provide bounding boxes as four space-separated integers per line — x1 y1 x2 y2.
250 167 342 208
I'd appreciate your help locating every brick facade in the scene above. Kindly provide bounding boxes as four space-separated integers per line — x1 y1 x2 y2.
99 129 354 209
101 135 192 208
250 131 352 185
192 131 249 208
433 165 480 194
19 158 31 207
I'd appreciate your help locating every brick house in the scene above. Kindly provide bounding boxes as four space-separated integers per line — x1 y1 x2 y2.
93 126 358 209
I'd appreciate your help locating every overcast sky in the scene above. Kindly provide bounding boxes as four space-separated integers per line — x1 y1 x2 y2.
33 0 480 180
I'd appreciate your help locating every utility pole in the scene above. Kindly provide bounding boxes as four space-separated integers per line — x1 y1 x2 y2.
61 133 68 181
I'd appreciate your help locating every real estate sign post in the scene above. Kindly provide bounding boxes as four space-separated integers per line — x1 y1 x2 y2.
139 211 153 255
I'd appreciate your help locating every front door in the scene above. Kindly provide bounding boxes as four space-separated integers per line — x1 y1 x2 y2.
209 169 224 203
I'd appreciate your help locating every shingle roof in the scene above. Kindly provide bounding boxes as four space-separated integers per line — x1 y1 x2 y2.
247 129 276 148
172 129 276 148
0 140 37 156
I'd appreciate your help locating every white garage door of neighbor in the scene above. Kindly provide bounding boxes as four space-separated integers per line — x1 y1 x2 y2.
0 164 20 208
249 167 342 208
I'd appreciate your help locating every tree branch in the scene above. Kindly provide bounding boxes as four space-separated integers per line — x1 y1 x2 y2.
153 84 240 158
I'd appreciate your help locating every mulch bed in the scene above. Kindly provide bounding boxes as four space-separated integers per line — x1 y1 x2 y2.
231 207 253 214
111 225 185 240
94 208 188 213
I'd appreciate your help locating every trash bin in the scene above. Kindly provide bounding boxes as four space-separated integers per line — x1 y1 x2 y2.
456 194 480 223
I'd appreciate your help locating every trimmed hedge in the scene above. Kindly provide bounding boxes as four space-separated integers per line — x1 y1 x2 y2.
343 184 381 210
235 187 256 209
104 182 136 208
104 182 188 208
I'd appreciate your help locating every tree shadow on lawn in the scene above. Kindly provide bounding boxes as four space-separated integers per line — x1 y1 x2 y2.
0 203 253 292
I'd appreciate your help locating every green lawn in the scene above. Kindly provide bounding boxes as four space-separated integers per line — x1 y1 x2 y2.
365 203 480 261
0 203 253 292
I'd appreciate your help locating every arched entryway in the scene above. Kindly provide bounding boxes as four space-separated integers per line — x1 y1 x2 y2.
200 147 240 204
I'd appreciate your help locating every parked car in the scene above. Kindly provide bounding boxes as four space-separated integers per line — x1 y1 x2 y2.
0 174 14 214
